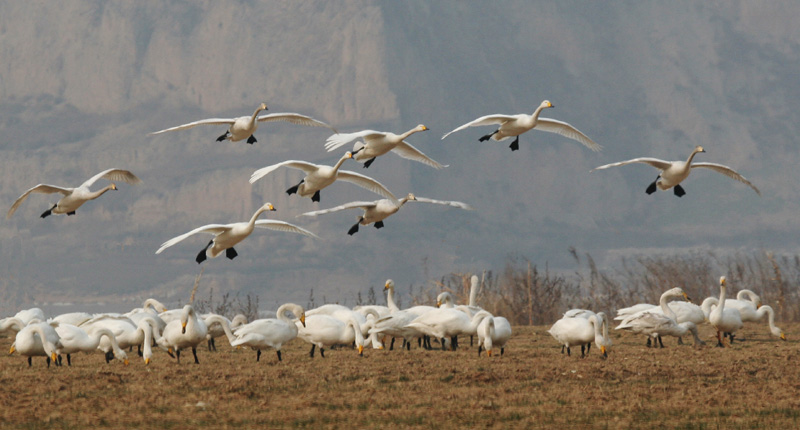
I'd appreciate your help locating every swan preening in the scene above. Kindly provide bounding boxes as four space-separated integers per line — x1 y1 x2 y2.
7 168 141 219
155 202 318 264
149 103 338 144
249 152 398 204
592 145 760 197
442 100 601 152
297 193 473 235
324 124 447 169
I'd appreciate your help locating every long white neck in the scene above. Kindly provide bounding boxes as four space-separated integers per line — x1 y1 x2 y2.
717 285 728 313
591 315 605 345
248 206 271 226
531 104 548 123
31 325 58 359
346 319 365 349
757 305 782 337
686 147 703 165
249 105 265 125
143 298 167 313
87 184 115 201
659 293 678 320
469 310 492 332
205 315 235 343
701 297 718 318
399 126 422 141
93 327 126 361
331 153 351 173
386 286 399 313
469 276 479 307
0 317 26 334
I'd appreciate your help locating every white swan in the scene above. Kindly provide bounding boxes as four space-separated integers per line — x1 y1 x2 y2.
206 314 247 351
706 298 785 341
548 312 610 358
249 152 398 204
298 193 473 235
406 308 492 351
748 305 786 340
592 145 760 197
80 314 161 364
157 305 208 364
441 100 601 152
616 313 702 348
616 287 697 346
352 279 401 319
231 303 305 362
709 276 744 347
7 168 141 219
477 315 512 357
52 312 94 327
563 309 597 319
10 321 62 367
724 289 762 321
296 314 365 358
324 124 445 169
149 103 337 144
155 202 318 263
55 324 128 366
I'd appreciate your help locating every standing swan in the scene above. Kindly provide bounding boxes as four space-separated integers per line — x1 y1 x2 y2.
249 152 398 204
324 124 446 169
441 100 600 152
231 303 306 362
7 168 141 219
149 103 338 144
709 276 744 347
157 305 208 364
297 193 473 235
592 146 760 197
548 312 610 358
155 202 318 264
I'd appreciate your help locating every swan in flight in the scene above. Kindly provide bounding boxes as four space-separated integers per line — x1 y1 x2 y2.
155 202 318 264
441 100 600 152
709 276 744 347
150 103 337 144
297 193 473 235
7 168 141 219
249 152 398 204
592 146 760 197
324 124 445 169
231 303 305 362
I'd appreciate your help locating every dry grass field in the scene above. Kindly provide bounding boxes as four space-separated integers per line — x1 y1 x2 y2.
1 323 798 429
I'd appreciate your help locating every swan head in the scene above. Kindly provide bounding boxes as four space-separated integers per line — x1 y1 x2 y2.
719 276 727 288
258 102 268 111
110 183 118 191
384 279 395 291
9 345 15 355
358 344 364 356
406 193 417 201
600 345 607 358
145 357 151 365
695 145 706 154
416 124 429 132
261 202 276 212
540 100 554 109
344 151 354 159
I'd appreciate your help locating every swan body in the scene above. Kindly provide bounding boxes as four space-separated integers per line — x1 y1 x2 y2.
616 287 699 346
616 312 702 346
296 314 365 357
477 316 512 357
7 168 141 219
52 312 93 327
250 152 398 204
724 289 762 321
231 303 305 362
157 305 208 364
592 146 760 197
708 276 744 346
548 313 610 358
442 100 600 152
11 321 62 366
299 193 472 235
406 308 491 350
155 202 318 263
563 309 597 319
324 124 445 169
80 314 161 364
55 324 128 365
149 103 336 144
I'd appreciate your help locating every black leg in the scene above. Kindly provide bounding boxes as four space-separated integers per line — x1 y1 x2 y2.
105 350 113 363
256 349 261 362
673 184 686 197
246 135 257 144
28 357 32 367
363 158 376 168
390 337 395 351
587 342 591 354
176 349 181 364
677 337 684 345
509 136 520 151
561 345 565 354
216 132 228 142
477 345 483 356
658 336 665 348
646 177 659 195
67 354 72 366
66 211 76 216
319 348 325 358
374 221 384 229
311 190 321 202
347 222 360 236
46 357 51 368
286 180 302 195
501 347 504 356
40 204 56 218
479 130 498 142
566 346 571 357
406 339 411 351
470 335 474 347
581 344 586 358
276 350 282 362
646 337 652 348
196 240 213 264
192 347 199 364
309 344 315 358
226 247 238 260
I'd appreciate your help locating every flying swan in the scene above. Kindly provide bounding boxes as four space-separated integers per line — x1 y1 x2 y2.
155 202 318 264
149 103 338 144
249 152 398 204
297 193 473 235
324 124 446 169
7 168 141 219
592 146 760 197
441 100 601 152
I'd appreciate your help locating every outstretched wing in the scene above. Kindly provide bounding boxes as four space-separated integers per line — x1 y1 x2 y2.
536 118 602 152
441 114 517 140
413 197 474 210
592 157 672 172
325 130 387 152
81 168 142 188
254 220 319 238
149 117 236 135
691 162 761 195
335 170 399 204
297 201 378 217
257 112 338 133
392 142 448 169
7 184 73 219
155 224 232 254
249 160 320 184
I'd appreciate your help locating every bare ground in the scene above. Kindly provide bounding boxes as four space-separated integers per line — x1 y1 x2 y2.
1 323 798 429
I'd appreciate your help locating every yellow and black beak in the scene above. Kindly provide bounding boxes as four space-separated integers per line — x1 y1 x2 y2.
181 322 187 334
9 346 15 355
358 345 364 356
300 314 306 328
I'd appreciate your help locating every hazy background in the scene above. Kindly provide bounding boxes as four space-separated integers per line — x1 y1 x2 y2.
1 1 798 314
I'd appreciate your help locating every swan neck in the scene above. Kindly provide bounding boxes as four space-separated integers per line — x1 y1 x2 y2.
0 317 25 333
250 106 264 124
88 184 115 201
686 148 702 165
469 278 479 307
659 293 678 320
249 206 269 226
332 154 350 172
386 287 399 313
531 105 547 121
718 285 727 311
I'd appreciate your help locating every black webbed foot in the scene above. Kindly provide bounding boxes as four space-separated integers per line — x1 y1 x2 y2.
196 240 213 264
479 130 498 142
311 191 321 202
67 211 76 216
646 178 659 195
246 135 257 144
509 137 520 151
216 132 228 142
673 184 686 197
40 204 57 218
226 247 238 260
363 158 376 168
347 222 360 236
286 180 303 196
374 221 384 229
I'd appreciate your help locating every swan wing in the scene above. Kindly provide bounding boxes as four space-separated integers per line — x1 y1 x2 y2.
413 197 474 210
155 224 232 254
592 157 672 172
81 168 142 188
392 141 449 169
149 118 236 135
254 220 319 239
441 114 518 140
249 160 319 184
535 118 602 152
297 201 378 217
691 162 761 195
7 184 73 218
257 112 338 133
335 170 399 204
324 130 386 152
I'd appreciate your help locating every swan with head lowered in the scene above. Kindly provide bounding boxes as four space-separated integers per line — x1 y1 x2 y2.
324 124 445 169
250 152 398 204
477 315 513 357
155 202 318 264
7 168 141 219
10 321 62 367
709 276 744 347
54 324 128 366
441 100 600 152
231 303 305 362
592 146 760 197
298 193 473 235
406 307 492 351
548 312 610 358
296 313 366 358
615 287 702 347
149 103 338 144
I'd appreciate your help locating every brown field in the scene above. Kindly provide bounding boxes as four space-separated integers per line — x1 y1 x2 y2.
1 323 798 429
